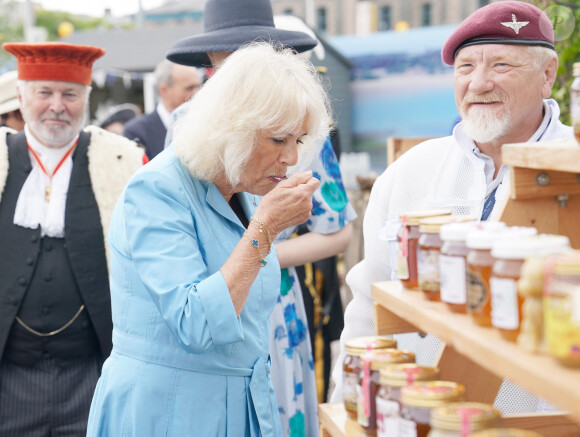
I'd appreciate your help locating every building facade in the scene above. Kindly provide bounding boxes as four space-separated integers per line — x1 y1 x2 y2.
271 0 498 36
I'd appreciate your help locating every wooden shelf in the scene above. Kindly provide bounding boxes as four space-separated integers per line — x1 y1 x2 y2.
371 281 580 424
502 139 580 173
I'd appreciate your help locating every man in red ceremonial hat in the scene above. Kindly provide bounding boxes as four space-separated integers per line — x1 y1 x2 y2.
0 42 146 436
332 1 573 413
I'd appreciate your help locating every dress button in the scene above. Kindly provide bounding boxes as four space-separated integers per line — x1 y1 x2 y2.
44 275 52 282
44 243 53 252
82 321 89 328
18 277 27 286
30 235 38 243
26 257 34 265
42 307 50 315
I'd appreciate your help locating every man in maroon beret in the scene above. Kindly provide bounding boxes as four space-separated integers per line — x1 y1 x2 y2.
0 42 146 436
331 0 572 407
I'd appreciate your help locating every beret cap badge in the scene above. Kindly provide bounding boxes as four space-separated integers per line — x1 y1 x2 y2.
501 14 529 35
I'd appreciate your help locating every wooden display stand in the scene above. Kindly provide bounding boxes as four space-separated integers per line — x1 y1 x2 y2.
319 141 580 436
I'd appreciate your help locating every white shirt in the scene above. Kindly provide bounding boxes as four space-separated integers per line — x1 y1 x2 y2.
13 125 79 238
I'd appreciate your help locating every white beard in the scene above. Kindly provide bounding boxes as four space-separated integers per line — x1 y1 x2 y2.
461 105 511 144
24 113 85 148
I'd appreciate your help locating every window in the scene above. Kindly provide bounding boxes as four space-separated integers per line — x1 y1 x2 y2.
317 7 327 32
478 0 490 7
379 6 392 31
421 3 432 26
283 8 293 15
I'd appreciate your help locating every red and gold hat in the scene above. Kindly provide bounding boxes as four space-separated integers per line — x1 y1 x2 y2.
2 42 105 85
441 1 554 65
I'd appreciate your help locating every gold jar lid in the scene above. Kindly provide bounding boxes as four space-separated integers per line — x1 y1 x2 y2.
400 209 451 226
418 215 475 234
430 402 500 432
345 336 397 356
379 363 439 387
471 429 542 437
401 381 465 408
361 349 415 371
552 250 580 276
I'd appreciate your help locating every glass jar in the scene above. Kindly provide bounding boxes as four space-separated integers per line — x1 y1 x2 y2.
417 216 474 302
400 381 465 437
491 234 569 342
465 223 508 326
571 62 580 144
376 364 439 437
439 221 478 313
343 336 398 419
471 429 542 437
544 251 580 367
357 349 416 433
427 402 500 436
397 209 451 289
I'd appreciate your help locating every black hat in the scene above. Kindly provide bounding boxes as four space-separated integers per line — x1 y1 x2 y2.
99 103 140 129
166 0 318 67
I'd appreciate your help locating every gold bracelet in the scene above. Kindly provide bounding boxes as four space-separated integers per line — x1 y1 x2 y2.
244 231 268 267
250 217 272 248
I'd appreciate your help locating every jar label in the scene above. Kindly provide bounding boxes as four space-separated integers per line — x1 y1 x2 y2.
399 418 418 437
490 277 519 330
343 371 358 413
467 268 488 312
418 248 440 290
397 242 410 280
544 280 580 362
440 254 467 304
376 397 400 437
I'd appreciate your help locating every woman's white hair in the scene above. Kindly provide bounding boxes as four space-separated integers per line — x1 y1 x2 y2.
173 42 332 186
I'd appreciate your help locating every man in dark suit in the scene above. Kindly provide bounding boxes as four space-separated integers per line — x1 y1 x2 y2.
0 42 146 436
124 59 202 159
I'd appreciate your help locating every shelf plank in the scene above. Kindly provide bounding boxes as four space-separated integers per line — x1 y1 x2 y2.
502 412 580 436
319 403 347 437
371 281 580 423
502 140 580 173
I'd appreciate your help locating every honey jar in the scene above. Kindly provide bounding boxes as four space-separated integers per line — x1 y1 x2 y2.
400 381 465 437
465 223 508 326
439 221 478 313
397 209 451 289
544 250 580 367
491 234 569 342
343 336 398 419
427 402 500 436
376 364 439 437
357 349 416 433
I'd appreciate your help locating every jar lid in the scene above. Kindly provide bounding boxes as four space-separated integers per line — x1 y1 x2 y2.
379 363 439 387
361 349 415 370
465 223 509 249
440 221 479 242
345 336 397 356
401 381 465 408
400 209 452 226
491 234 569 260
471 429 542 437
552 250 580 276
430 402 500 432
418 215 475 233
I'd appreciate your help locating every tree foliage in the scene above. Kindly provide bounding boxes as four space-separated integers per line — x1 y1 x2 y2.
528 0 580 124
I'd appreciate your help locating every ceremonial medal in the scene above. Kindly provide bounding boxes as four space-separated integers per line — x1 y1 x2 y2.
27 139 78 203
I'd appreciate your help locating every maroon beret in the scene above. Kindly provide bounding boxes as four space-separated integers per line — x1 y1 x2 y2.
441 1 554 65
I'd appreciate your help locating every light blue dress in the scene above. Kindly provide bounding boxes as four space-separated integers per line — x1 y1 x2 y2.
87 147 283 437
270 138 357 437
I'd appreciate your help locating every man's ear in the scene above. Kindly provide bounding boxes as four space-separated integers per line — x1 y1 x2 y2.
542 56 558 99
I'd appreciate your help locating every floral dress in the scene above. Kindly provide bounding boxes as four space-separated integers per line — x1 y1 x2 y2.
269 138 357 437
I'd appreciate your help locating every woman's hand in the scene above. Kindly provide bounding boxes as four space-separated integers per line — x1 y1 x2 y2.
255 171 320 236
